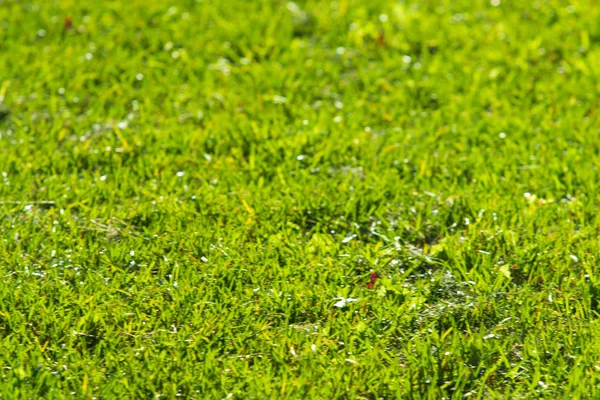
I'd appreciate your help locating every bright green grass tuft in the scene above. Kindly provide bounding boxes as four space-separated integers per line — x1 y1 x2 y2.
1 0 600 398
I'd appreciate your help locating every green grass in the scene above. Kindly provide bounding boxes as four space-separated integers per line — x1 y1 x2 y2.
1 0 600 398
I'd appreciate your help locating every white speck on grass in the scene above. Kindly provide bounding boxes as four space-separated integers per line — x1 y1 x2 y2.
136 73 144 81
130 251 135 257
333 115 343 123
100 175 107 181
336 47 345 55
570 254 579 262
177 171 185 177
402 55 412 64
341 234 356 244
273 95 287 104
491 0 501 6
201 256 208 262
538 381 547 389
85 53 93 60
172 51 180 59
499 132 506 139
287 2 301 13
334 298 358 308
379 14 388 22
117 121 128 129
311 344 317 352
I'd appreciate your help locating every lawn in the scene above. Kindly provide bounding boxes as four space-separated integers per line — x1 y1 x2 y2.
1 0 600 398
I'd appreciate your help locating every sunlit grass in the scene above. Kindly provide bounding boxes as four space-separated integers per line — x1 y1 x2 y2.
1 0 600 398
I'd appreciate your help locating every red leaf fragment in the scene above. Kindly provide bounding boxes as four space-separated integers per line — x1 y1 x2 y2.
367 272 380 289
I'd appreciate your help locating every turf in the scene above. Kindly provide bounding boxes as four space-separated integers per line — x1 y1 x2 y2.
1 0 600 398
